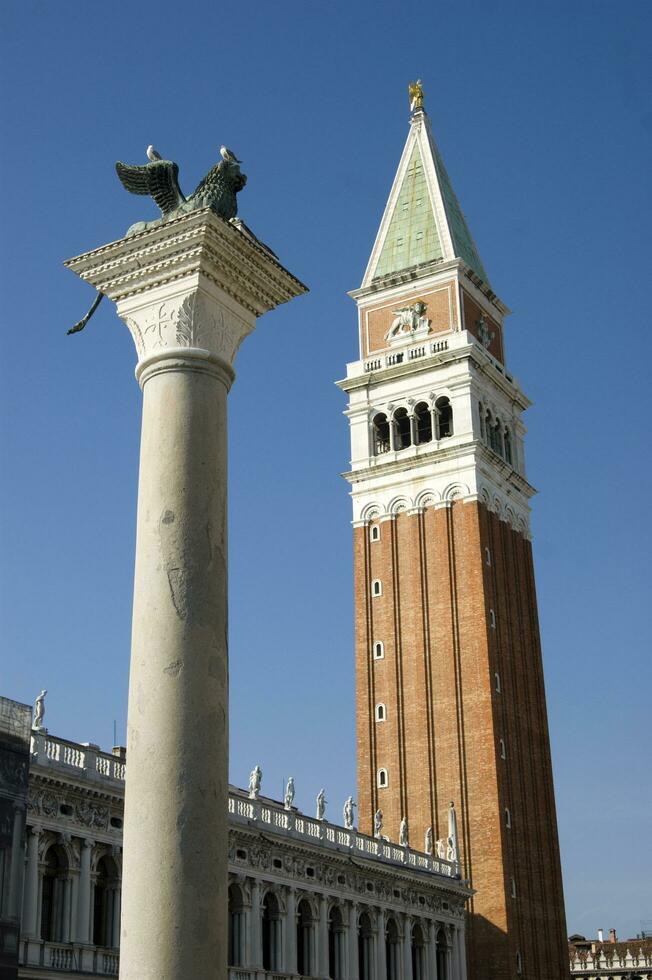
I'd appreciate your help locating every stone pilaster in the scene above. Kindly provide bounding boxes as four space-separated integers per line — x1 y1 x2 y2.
65 209 306 980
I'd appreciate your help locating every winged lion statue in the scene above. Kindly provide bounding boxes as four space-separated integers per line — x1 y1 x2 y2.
67 146 247 335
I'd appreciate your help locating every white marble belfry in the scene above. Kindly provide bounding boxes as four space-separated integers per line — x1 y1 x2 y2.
65 208 306 980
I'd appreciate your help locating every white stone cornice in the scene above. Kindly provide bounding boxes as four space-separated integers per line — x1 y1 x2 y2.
64 208 307 318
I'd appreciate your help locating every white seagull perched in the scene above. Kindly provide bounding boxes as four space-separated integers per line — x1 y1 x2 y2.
146 145 162 162
220 145 242 164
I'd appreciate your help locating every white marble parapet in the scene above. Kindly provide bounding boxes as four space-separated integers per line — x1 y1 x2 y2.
229 793 460 881
19 939 119 975
30 731 125 783
30 732 459 881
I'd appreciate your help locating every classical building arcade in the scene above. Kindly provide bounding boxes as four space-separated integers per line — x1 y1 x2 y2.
13 723 470 979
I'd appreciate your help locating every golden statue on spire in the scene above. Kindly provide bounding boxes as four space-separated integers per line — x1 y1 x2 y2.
409 79 424 112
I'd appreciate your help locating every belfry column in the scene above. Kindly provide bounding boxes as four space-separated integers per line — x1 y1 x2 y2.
66 209 306 980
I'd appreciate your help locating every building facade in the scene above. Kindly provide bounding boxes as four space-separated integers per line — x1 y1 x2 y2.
569 933 652 979
11 724 470 979
338 98 567 978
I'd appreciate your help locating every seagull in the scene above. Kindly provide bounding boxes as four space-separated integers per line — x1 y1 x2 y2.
146 145 162 162
220 145 242 164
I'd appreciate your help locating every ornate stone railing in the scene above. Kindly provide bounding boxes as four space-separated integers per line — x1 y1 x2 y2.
30 731 126 783
363 337 450 373
229 795 460 880
29 732 459 880
19 940 118 974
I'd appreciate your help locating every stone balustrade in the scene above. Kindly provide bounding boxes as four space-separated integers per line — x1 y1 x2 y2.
31 731 126 783
363 338 450 373
229 794 460 880
19 940 119 975
32 732 459 880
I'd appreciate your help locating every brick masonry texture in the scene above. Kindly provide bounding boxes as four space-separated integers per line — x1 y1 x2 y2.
354 502 567 980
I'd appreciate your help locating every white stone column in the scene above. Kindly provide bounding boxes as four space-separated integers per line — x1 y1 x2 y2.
455 925 467 980
318 894 329 979
348 901 359 980
250 879 262 969
285 886 297 975
427 922 438 980
66 209 305 980
402 915 412 980
61 875 73 942
112 887 122 949
7 801 26 920
376 909 386 980
21 826 40 938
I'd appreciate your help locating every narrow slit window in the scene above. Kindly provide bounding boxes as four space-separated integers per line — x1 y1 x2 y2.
505 808 511 828
485 547 491 566
372 580 382 597
494 672 501 693
499 739 506 760
510 877 517 898
377 768 388 788
373 641 384 660
370 524 380 542
489 609 496 628
375 704 386 723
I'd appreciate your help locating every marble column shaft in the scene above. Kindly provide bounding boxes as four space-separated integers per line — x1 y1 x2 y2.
65 209 306 980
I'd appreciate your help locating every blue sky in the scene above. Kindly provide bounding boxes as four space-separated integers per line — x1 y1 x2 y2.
2 0 651 941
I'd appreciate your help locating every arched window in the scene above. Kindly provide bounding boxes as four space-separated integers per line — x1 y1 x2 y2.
411 923 426 980
385 917 400 980
228 883 245 966
372 580 382 597
93 854 120 948
504 427 513 465
297 899 314 977
358 912 373 980
41 845 69 942
436 927 449 980
494 671 501 693
373 641 384 660
393 408 411 449
435 397 453 438
491 419 503 456
377 768 388 788
375 703 386 723
262 891 282 971
372 414 390 455
370 524 380 542
328 905 345 980
505 808 511 829
499 738 506 760
414 402 432 445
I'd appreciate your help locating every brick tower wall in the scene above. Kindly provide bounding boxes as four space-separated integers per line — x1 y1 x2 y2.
354 500 567 980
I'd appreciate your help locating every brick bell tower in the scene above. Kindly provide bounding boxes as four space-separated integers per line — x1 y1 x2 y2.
337 85 568 979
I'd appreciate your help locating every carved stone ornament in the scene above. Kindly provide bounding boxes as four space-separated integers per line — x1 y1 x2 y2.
123 291 253 369
385 301 431 344
477 313 495 349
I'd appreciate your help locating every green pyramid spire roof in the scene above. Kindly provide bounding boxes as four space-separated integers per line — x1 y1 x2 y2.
363 108 489 287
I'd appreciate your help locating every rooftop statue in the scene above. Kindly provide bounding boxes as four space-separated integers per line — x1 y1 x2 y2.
115 143 247 236
409 79 424 112
67 142 250 336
